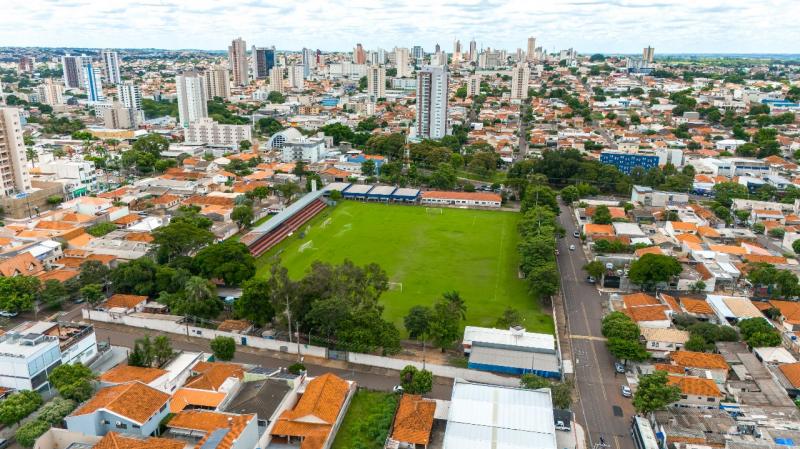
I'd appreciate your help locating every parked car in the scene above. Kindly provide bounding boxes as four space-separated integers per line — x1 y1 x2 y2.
569 245 575 251
586 276 596 284
555 420 570 431
573 231 580 238
0 311 18 317
392 385 404 394
0 438 8 449
614 362 625 374
621 385 632 397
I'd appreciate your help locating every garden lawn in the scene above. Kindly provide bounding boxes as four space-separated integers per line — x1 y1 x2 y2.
330 390 397 449
256 201 554 335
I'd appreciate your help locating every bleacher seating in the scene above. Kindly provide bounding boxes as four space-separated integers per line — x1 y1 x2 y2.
247 199 327 257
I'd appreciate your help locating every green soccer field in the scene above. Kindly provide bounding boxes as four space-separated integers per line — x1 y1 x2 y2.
256 201 554 335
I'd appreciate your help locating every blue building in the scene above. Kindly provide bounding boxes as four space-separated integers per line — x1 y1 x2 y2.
463 326 561 378
320 97 339 107
346 154 386 171
600 151 659 175
66 381 170 437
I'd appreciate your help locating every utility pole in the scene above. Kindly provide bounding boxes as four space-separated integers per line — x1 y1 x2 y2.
285 294 292 344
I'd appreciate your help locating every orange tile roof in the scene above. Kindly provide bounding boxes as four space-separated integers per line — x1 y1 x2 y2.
0 252 44 277
114 214 141 225
169 388 227 413
676 233 702 244
584 224 614 235
623 305 669 322
100 365 168 384
681 298 714 315
654 363 686 375
168 410 254 449
635 246 664 257
697 226 721 238
668 376 722 397
779 362 800 388
671 351 729 370
660 294 681 312
669 221 697 231
71 382 169 424
744 254 788 265
126 232 154 243
105 294 148 309
94 432 184 449
391 395 435 445
709 245 748 255
184 362 244 391
36 269 80 283
623 293 660 308
769 300 800 324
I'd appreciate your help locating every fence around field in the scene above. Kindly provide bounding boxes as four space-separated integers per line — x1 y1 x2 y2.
82 309 521 386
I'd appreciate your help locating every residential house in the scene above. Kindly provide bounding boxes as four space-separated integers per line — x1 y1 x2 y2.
102 294 148 314
164 410 258 449
99 365 170 390
387 394 436 449
667 376 723 409
170 361 244 413
65 382 171 437
91 432 183 449
670 351 730 383
640 327 690 359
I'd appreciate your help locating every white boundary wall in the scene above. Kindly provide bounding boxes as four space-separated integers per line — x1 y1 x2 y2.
83 309 521 386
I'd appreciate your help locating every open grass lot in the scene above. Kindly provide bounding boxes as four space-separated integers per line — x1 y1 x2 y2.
330 390 397 449
256 201 554 335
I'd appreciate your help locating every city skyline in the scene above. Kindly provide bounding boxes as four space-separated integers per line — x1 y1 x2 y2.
3 0 800 54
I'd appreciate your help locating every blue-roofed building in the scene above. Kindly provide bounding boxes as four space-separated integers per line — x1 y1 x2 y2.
346 154 386 171
320 97 339 107
600 151 659 175
462 326 560 378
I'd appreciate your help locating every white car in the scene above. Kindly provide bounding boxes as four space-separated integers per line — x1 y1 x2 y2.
555 420 570 431
569 245 575 251
0 311 18 317
621 385 632 397
392 385 404 394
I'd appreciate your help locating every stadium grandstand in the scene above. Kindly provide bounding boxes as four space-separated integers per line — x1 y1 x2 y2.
240 190 327 257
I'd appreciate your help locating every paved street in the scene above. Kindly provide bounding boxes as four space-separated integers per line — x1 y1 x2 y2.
556 202 635 449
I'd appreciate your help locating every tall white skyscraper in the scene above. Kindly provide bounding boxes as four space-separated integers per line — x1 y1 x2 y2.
101 50 122 85
61 55 89 89
415 65 448 139
465 74 481 97
526 37 537 62
367 65 385 101
82 62 105 102
0 108 32 196
269 67 284 94
431 51 447 66
469 40 478 62
117 81 142 110
36 79 65 106
288 65 304 89
228 37 248 86
176 71 207 128
394 47 411 78
511 62 530 100
203 67 231 100
302 48 315 77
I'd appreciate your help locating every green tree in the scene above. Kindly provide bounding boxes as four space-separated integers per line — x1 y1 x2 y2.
792 239 800 255
234 278 276 326
152 336 174 367
0 276 41 312
738 317 781 347
39 279 68 309
521 185 559 214
628 254 682 290
592 205 613 224
80 283 105 308
231 204 254 228
257 117 284 135
193 241 255 286
601 312 640 340
152 220 215 263
584 261 605 279
399 365 433 394
239 140 252 151
429 163 457 189
48 363 94 402
131 133 169 159
455 86 468 99
361 159 376 176
607 337 650 364
520 374 573 409
210 336 236 361
684 334 714 352
429 296 463 352
713 182 749 208
174 277 221 319
560 185 579 204
404 306 432 340
0 390 43 426
267 91 285 104
633 371 681 414
495 307 523 329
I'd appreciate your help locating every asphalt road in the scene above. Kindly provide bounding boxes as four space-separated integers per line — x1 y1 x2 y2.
36 303 456 401
556 202 635 449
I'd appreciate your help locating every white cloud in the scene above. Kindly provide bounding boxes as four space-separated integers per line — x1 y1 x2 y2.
1 0 798 54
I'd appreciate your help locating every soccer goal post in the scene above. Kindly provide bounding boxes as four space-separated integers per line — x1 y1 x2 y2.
425 207 443 215
321 218 332 228
388 282 403 292
298 241 313 253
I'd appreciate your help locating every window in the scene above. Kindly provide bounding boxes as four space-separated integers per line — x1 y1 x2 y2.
132 424 140 429
680 395 687 399
707 397 716 402
101 420 110 425
116 422 128 429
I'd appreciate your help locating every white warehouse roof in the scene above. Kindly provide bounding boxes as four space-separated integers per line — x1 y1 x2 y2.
463 326 555 353
443 380 558 449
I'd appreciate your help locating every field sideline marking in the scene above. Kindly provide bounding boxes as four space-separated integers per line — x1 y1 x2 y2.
493 221 506 303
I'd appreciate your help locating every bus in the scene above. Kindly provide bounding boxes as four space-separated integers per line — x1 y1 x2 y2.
631 416 659 449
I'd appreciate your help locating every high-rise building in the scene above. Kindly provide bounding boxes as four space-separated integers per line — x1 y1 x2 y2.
228 37 248 86
643 46 655 63
18 57 35 74
82 62 105 102
185 118 252 150
415 65 448 139
465 74 481 97
353 43 366 64
366 65 385 101
117 81 142 110
394 47 411 78
251 46 275 79
526 37 536 62
511 62 530 100
61 55 88 89
102 102 138 129
36 79 65 106
431 51 447 66
411 46 424 61
0 108 32 196
203 67 231 100
469 40 477 62
101 50 122 85
269 67 284 94
434 43 441 53
302 48 315 77
175 71 207 128
452 40 462 62
288 65 304 89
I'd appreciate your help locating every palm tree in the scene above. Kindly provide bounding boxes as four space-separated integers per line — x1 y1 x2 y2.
442 290 466 320
185 276 215 303
26 148 37 167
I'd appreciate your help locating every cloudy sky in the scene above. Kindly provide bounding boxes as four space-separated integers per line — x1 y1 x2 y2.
3 0 799 54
